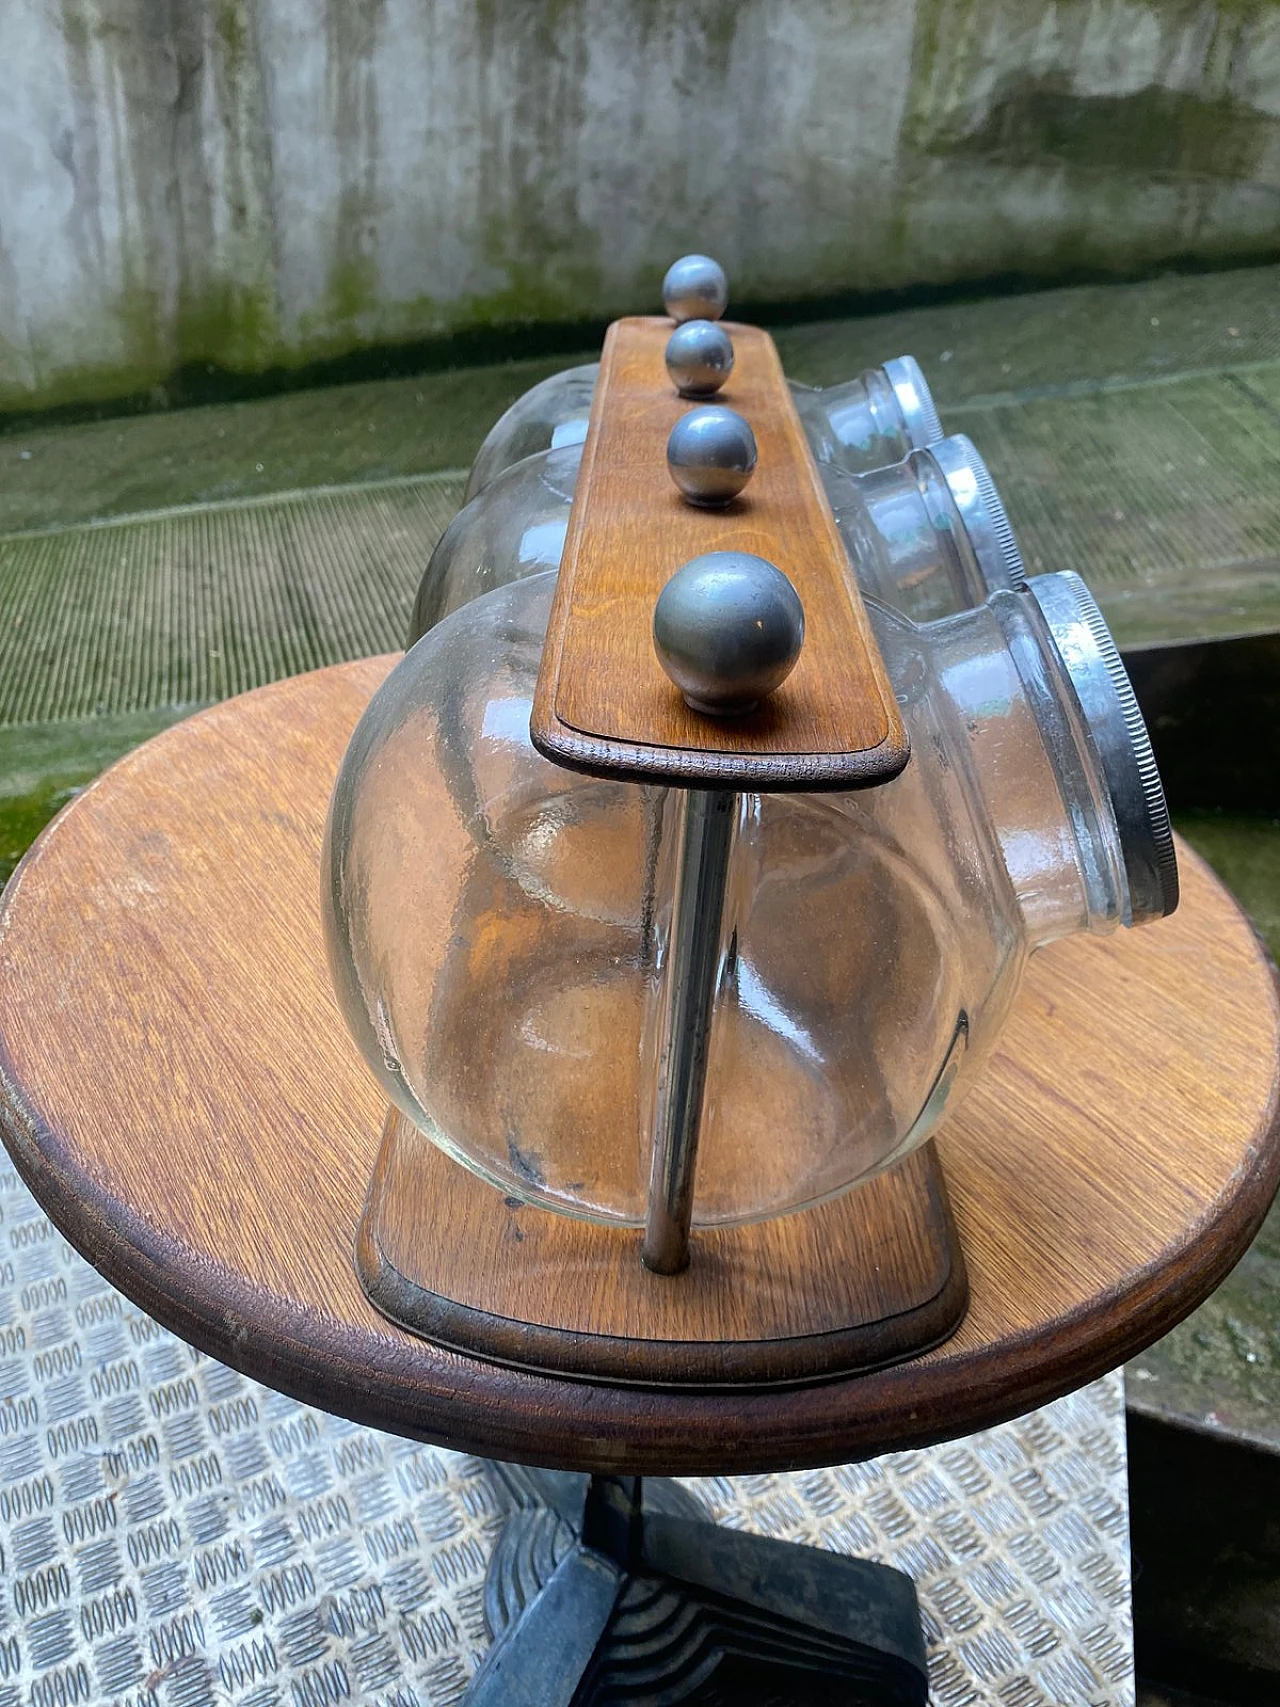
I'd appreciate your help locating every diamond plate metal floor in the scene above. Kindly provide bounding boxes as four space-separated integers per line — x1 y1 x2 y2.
0 1158 1134 1707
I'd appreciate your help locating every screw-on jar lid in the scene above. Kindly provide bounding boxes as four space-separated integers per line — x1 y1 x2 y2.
881 355 944 450
929 435 1028 595
1028 571 1179 924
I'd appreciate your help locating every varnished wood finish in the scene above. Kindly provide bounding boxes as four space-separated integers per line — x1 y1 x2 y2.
0 660 1278 1474
530 318 909 790
359 1111 966 1387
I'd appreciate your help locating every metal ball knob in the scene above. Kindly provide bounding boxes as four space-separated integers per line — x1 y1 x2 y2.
653 551 805 716
662 254 729 324
665 320 734 397
667 406 757 507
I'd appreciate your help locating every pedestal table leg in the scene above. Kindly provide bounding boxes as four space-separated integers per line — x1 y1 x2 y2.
473 1467 931 1706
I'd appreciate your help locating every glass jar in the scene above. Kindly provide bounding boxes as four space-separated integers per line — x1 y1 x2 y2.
413 433 1018 644
463 355 943 503
325 568 1175 1229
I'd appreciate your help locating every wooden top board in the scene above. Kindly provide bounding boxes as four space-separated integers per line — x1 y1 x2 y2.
530 318 909 790
0 660 1278 1475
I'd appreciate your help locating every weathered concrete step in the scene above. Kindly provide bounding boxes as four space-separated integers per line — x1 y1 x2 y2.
3 265 1277 663
1126 812 1280 1441
777 262 1280 403
0 358 561 535
5 263 1275 539
0 475 462 724
3 377 1273 743
955 372 1280 646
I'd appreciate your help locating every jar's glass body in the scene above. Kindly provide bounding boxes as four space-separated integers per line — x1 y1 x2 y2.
412 444 582 640
325 573 1128 1228
790 362 942 474
413 434 1016 646
464 366 599 504
463 360 941 504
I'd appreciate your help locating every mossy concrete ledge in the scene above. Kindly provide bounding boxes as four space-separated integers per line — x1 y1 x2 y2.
3 0 1280 416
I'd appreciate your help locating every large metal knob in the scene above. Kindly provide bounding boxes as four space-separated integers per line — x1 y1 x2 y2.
667 406 757 507
662 254 729 324
653 551 805 716
665 320 734 397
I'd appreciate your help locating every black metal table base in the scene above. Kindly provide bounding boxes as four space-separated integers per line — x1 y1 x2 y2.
470 1468 930 1706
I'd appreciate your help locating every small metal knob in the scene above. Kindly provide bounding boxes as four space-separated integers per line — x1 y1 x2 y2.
662 254 729 324
653 551 805 716
667 406 757 507
665 320 734 397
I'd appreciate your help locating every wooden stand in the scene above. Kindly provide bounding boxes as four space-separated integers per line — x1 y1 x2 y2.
523 316 917 1289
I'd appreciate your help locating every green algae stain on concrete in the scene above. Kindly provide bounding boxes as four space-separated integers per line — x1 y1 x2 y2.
0 709 194 887
216 0 250 62
317 0 388 344
194 0 282 372
175 280 280 376
906 0 1277 168
19 0 283 411
956 78 1275 184
1176 812 1280 961
12 0 1280 418
320 256 381 341
0 782 84 887
900 0 1280 283
467 247 609 335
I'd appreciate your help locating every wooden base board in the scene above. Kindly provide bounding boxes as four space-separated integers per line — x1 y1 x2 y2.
358 1108 967 1387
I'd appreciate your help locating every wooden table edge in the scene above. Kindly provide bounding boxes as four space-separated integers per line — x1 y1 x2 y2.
0 886 1276 1478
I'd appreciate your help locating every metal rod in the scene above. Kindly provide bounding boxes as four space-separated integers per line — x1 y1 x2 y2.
642 788 737 1275
581 1475 644 1569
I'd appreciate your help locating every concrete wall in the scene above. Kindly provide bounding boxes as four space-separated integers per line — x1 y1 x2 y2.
1 0 1278 415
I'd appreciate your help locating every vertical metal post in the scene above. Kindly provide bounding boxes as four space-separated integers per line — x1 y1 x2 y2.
642 788 737 1275
580 1475 645 1569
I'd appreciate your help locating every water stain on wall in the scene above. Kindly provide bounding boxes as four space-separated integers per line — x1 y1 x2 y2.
895 0 1280 283
958 77 1275 182
321 0 385 333
3 0 1280 415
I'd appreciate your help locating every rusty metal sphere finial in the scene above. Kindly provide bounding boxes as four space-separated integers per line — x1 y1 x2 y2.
662 254 729 324
653 550 805 716
665 320 735 398
666 406 757 507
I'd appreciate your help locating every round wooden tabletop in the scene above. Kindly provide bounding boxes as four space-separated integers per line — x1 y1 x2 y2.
0 659 1277 1476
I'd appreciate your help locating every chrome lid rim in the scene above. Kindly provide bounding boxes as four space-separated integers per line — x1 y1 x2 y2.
882 355 944 449
1029 571 1179 923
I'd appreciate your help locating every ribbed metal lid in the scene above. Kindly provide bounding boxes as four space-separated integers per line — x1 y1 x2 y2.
929 435 1028 595
882 355 944 449
1028 571 1179 924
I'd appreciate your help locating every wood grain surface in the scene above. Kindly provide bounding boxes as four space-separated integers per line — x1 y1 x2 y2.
360 1111 966 1387
0 660 1278 1475
530 318 909 790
